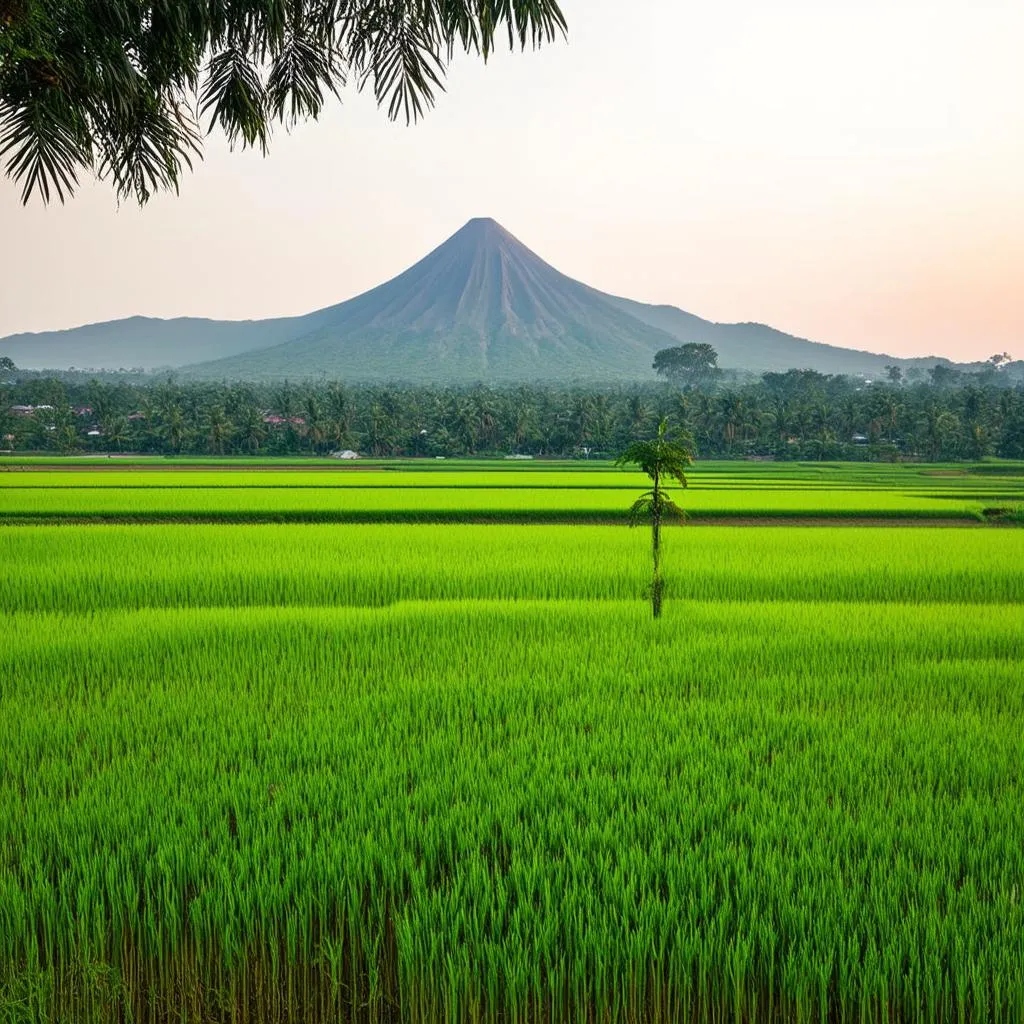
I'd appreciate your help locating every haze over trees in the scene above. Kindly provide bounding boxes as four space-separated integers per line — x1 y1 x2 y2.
0 0 566 204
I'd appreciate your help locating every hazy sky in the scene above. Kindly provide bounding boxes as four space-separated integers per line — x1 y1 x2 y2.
1 0 1022 360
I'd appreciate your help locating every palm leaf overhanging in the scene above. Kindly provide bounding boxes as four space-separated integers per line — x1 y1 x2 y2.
0 0 567 204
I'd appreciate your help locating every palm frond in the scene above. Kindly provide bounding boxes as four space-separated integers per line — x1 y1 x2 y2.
0 93 89 204
616 419 694 483
627 493 655 526
659 494 687 523
625 491 687 526
2 0 568 203
266 30 340 126
668 465 689 489
93 81 201 204
200 46 269 150
467 0 568 58
347 0 447 124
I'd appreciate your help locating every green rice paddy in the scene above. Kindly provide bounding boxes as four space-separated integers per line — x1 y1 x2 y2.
2 460 1022 522
1 461 1022 1023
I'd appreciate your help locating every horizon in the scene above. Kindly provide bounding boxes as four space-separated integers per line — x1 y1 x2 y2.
1 0 1021 364
0 214 991 368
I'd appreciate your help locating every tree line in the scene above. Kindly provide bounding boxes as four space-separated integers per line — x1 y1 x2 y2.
2 367 1023 461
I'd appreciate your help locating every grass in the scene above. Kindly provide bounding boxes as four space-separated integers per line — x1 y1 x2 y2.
4 478 1024 525
2 524 1023 613
0 488 993 520
3 463 1022 525
3 454 1023 474
3 468 1024 493
1 462 1022 1022
2 598 1023 1023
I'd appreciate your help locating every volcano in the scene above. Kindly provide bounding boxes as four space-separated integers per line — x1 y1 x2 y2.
191 217 695 380
1 218 940 380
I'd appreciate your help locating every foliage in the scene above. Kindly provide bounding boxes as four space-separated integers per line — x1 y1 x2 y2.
0 0 566 204
615 418 691 527
4 520 1023 611
615 418 693 616
3 370 1023 460
2 518 1023 1022
652 342 720 386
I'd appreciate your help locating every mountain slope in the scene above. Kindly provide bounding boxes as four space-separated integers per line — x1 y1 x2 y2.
188 218 921 380
0 315 310 372
188 219 687 381
2 218 949 379
605 297 946 375
604 299 880 376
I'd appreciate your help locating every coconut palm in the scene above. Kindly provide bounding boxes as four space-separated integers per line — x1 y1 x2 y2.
616 418 693 619
205 405 232 455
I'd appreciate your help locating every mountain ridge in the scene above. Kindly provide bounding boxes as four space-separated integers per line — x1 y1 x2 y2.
1 218 956 379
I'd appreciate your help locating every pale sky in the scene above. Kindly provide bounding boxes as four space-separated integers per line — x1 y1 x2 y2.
1 0 1022 361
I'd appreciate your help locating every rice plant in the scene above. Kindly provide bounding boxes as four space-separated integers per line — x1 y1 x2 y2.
1 600 1022 1022
1 466 1022 1023
1 524 1022 614
2 462 1022 525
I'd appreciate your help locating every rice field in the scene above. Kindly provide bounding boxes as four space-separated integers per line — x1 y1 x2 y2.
1 461 1022 1023
2 461 1023 522
3 524 1024 612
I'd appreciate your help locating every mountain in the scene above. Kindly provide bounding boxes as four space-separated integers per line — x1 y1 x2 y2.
604 298 926 378
1 218 948 380
188 218 694 381
0 315 308 372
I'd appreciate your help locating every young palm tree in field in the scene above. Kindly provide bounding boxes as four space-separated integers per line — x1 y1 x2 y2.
617 419 693 619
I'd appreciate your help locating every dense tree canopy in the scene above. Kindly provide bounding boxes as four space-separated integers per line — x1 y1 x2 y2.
0 0 566 204
653 344 720 387
3 367 1024 461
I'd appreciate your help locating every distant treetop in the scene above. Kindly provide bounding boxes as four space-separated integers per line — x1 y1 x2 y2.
653 344 721 387
0 0 566 205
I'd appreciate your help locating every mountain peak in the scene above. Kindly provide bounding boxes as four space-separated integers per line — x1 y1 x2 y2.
452 216 517 246
2 218 920 380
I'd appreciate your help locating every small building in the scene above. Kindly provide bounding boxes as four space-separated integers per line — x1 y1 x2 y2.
10 404 57 416
330 450 360 460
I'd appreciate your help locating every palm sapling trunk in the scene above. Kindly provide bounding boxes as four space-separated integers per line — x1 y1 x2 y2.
616 420 692 619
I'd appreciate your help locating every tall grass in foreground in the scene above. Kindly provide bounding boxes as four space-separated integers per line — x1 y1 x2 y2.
2 598 1023 1023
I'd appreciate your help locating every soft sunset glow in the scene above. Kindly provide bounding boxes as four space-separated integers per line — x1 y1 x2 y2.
1 0 1021 361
